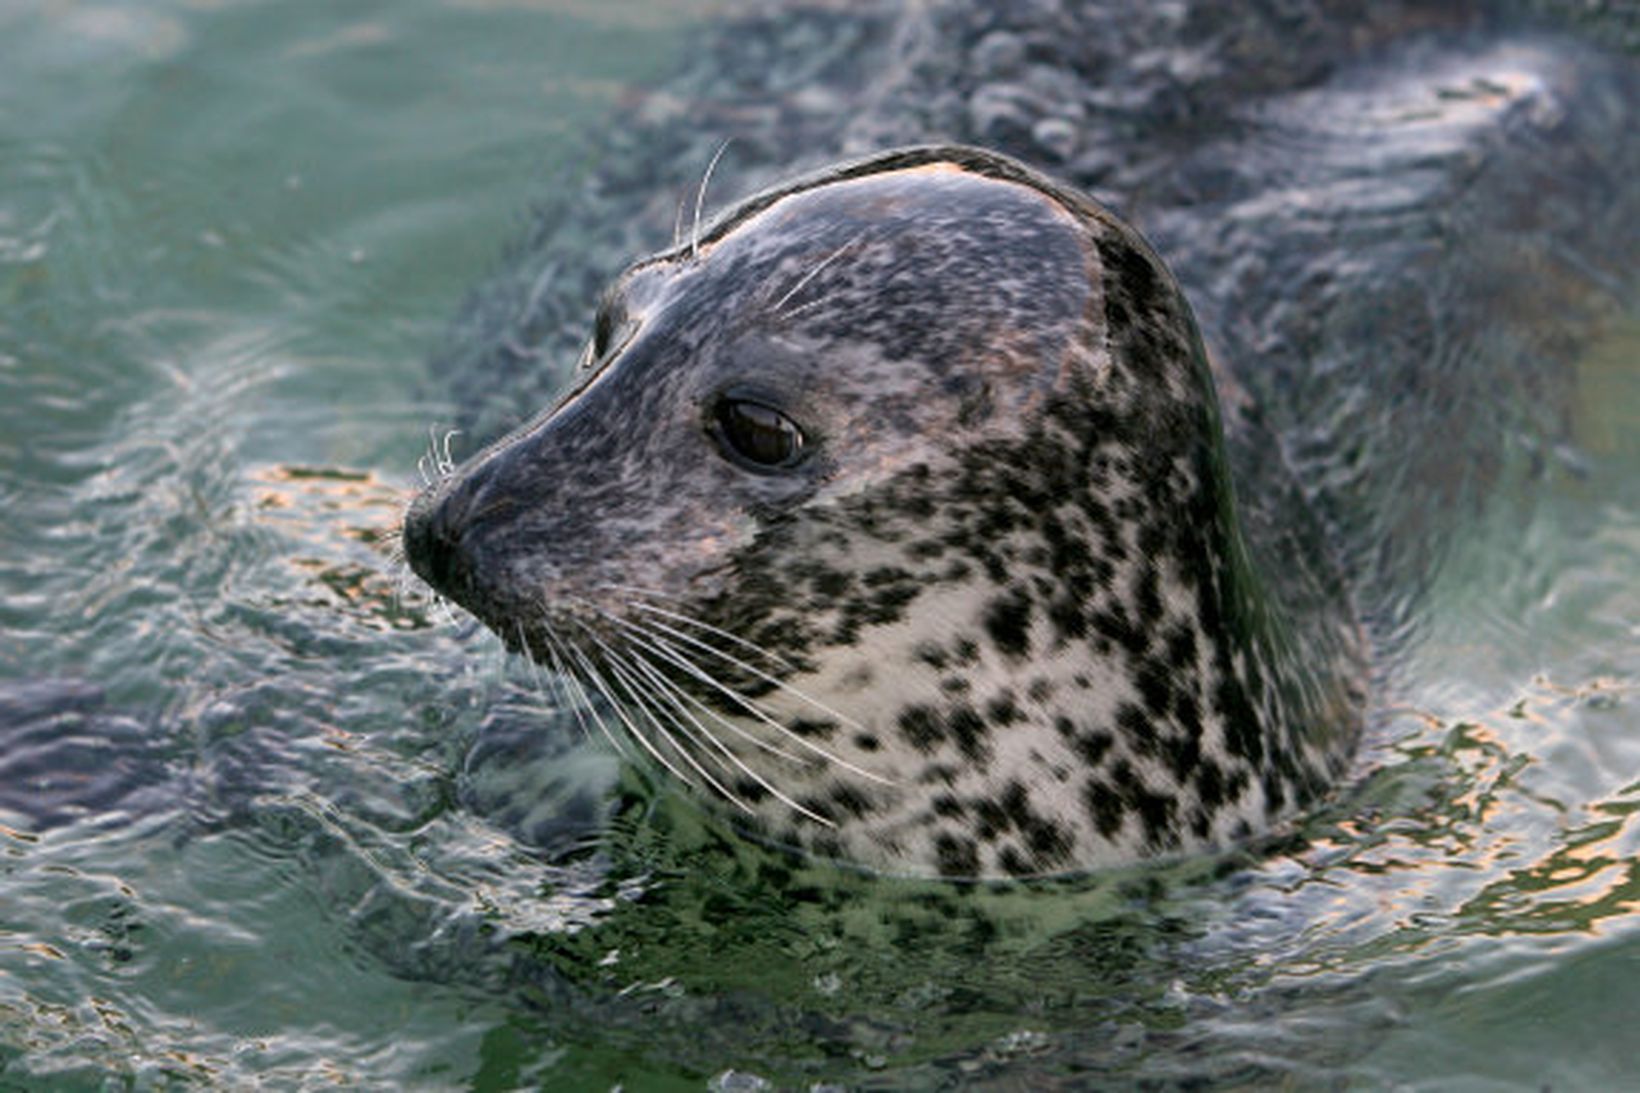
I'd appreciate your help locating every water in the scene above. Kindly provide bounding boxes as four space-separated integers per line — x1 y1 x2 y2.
2 2 1638 1089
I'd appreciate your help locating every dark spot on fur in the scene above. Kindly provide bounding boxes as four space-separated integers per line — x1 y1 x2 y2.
1112 760 1176 849
789 717 837 740
1047 594 1087 641
1136 658 1173 717
1165 624 1197 672
863 566 913 588
948 703 991 762
1195 756 1225 810
1262 767 1287 816
733 777 771 805
1163 731 1201 785
1175 689 1202 740
985 690 1021 726
913 641 947 670
872 580 921 616
797 795 838 825
1001 780 1033 828
1084 778 1124 838
1133 563 1163 626
1075 728 1114 768
812 569 853 598
1116 702 1157 757
1091 605 1147 657
973 798 1007 841
934 832 980 877
983 588 1033 660
1026 820 1073 864
830 784 873 818
1216 677 1264 764
999 846 1033 876
898 705 943 752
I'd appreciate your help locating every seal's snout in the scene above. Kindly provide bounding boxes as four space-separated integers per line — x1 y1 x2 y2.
403 479 474 602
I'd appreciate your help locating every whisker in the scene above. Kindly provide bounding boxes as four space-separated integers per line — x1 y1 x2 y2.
550 603 838 826
593 639 757 817
597 581 688 603
558 624 702 790
619 644 837 827
771 230 868 315
575 682 626 765
771 295 831 323
537 621 632 759
691 138 732 261
563 622 709 796
618 610 882 750
515 620 575 716
596 609 894 788
438 429 461 476
426 424 444 472
610 593 799 674
608 618 806 766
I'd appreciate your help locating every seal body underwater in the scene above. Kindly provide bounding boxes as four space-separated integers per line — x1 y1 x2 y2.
403 146 1366 879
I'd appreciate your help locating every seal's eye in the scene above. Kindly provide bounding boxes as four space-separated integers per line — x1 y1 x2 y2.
714 398 806 470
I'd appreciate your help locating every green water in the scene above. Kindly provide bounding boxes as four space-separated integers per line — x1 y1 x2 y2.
3 2 1639 1089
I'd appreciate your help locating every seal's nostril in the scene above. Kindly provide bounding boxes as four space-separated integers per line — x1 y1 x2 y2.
404 480 473 597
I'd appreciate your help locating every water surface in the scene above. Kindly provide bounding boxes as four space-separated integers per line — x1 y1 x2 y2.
2 2 1638 1089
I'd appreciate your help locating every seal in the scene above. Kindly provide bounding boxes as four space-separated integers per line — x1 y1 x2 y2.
403 145 1367 879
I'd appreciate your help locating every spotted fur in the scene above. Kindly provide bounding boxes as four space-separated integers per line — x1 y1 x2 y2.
403 146 1366 879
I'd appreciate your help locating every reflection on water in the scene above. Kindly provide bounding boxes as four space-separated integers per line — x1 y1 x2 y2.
1 1 1637 1088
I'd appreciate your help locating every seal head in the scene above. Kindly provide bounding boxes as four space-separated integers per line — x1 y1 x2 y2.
404 146 1364 879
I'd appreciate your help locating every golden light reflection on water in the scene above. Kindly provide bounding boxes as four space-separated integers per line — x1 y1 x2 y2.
248 464 434 632
1310 675 1640 960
